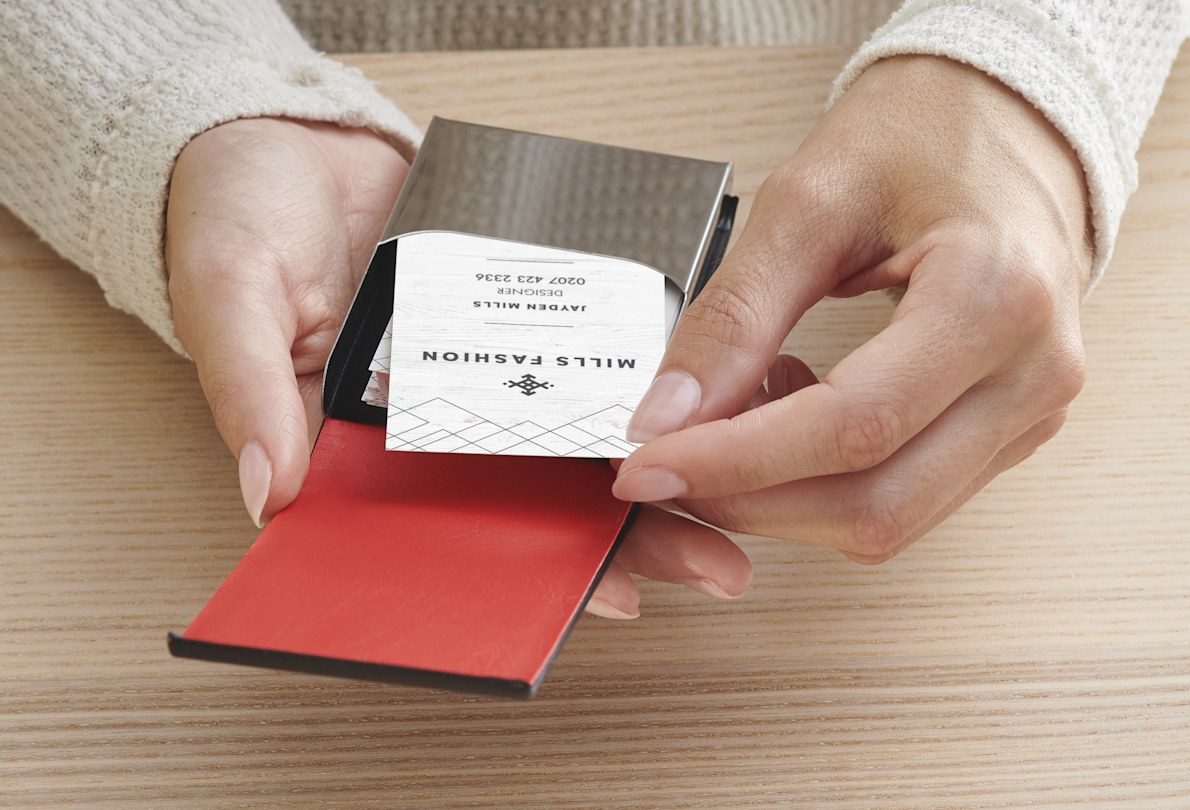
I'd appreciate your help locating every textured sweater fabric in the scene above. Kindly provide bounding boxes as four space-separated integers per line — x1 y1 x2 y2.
0 2 1184 353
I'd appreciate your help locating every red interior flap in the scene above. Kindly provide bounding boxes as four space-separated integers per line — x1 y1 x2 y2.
179 418 632 693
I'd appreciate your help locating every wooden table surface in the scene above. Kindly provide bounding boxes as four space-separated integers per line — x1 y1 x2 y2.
2 45 1188 809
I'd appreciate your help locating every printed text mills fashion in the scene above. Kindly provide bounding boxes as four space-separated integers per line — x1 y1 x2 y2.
421 351 638 369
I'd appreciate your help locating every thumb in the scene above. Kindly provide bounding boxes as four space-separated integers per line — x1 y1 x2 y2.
173 268 310 528
626 177 840 442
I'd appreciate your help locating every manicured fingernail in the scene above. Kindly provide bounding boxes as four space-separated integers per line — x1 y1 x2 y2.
238 441 272 529
613 466 686 502
677 577 742 600
585 597 640 620
626 370 701 443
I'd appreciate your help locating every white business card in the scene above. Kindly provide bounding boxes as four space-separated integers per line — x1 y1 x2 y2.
362 319 392 407
385 231 666 458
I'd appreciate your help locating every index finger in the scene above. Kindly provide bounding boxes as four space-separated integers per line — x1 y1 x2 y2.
613 241 1043 501
625 168 874 443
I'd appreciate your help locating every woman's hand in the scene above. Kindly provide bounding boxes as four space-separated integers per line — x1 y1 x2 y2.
167 118 409 526
613 56 1092 564
165 117 750 619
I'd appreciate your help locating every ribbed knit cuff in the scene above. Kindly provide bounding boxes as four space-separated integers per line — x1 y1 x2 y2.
90 51 419 354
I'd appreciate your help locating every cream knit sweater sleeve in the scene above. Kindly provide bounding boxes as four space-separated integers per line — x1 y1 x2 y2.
0 1 419 353
0 2 1184 354
833 0 1185 290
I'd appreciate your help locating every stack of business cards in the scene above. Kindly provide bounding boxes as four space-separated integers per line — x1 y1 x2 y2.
362 232 666 459
363 321 392 407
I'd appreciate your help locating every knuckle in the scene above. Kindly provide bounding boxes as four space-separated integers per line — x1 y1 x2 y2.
988 257 1071 348
679 277 770 373
1034 409 1069 446
1044 342 1087 406
829 398 904 473
931 224 1066 344
759 162 841 217
840 488 917 562
840 549 895 566
752 163 859 260
998 268 1058 340
1021 337 1085 416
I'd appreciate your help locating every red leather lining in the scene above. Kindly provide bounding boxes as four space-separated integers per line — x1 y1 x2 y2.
181 417 631 688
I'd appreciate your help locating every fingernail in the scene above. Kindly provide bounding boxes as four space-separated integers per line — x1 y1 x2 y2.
626 370 701 443
613 466 686 502
238 441 272 529
677 577 742 600
585 597 640 620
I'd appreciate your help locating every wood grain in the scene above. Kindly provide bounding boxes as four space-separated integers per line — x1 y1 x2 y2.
2 45 1188 809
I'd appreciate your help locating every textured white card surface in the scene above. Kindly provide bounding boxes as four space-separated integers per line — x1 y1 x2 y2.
385 232 666 458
